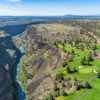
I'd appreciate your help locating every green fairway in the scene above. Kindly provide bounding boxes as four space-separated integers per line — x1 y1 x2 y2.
56 78 100 100
55 42 100 100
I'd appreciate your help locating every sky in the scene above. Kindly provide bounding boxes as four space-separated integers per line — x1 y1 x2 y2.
0 0 100 16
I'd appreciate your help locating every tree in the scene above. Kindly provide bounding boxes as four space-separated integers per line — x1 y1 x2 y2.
59 87 68 96
44 94 54 100
81 56 90 65
62 62 68 68
55 72 64 81
67 66 78 73
97 73 100 78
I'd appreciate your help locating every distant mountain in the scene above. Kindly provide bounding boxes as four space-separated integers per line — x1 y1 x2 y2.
0 15 100 20
63 15 100 19
0 15 100 28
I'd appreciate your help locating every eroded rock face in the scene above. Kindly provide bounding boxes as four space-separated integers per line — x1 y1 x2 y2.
17 46 64 99
17 23 96 100
0 66 14 100
0 34 22 100
29 77 54 100
16 24 67 99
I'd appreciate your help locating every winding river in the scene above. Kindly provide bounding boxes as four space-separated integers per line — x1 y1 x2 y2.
0 24 28 100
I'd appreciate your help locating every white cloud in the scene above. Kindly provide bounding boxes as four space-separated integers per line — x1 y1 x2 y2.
0 4 34 16
0 2 100 16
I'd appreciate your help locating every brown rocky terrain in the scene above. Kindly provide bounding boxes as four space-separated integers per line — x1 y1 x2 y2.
16 23 97 100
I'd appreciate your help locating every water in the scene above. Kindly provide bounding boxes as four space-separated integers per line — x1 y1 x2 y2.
12 46 26 100
0 24 28 100
0 24 28 36
16 82 26 100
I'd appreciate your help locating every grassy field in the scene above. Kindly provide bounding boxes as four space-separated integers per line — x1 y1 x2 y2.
55 43 100 100
56 78 100 100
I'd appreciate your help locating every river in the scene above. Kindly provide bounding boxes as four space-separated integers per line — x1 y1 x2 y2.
0 24 28 100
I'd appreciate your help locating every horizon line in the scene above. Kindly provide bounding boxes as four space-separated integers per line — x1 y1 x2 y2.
0 14 100 17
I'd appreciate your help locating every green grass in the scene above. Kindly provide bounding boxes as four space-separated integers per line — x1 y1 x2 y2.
96 44 100 50
55 42 100 100
17 56 28 95
52 67 68 78
68 49 90 68
79 67 93 74
91 60 100 67
63 43 76 53
56 78 100 100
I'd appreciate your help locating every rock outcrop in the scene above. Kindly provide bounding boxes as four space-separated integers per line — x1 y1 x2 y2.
17 23 97 100
0 32 21 100
0 66 14 100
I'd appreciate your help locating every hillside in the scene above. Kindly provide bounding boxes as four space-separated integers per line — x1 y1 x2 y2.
15 22 100 100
